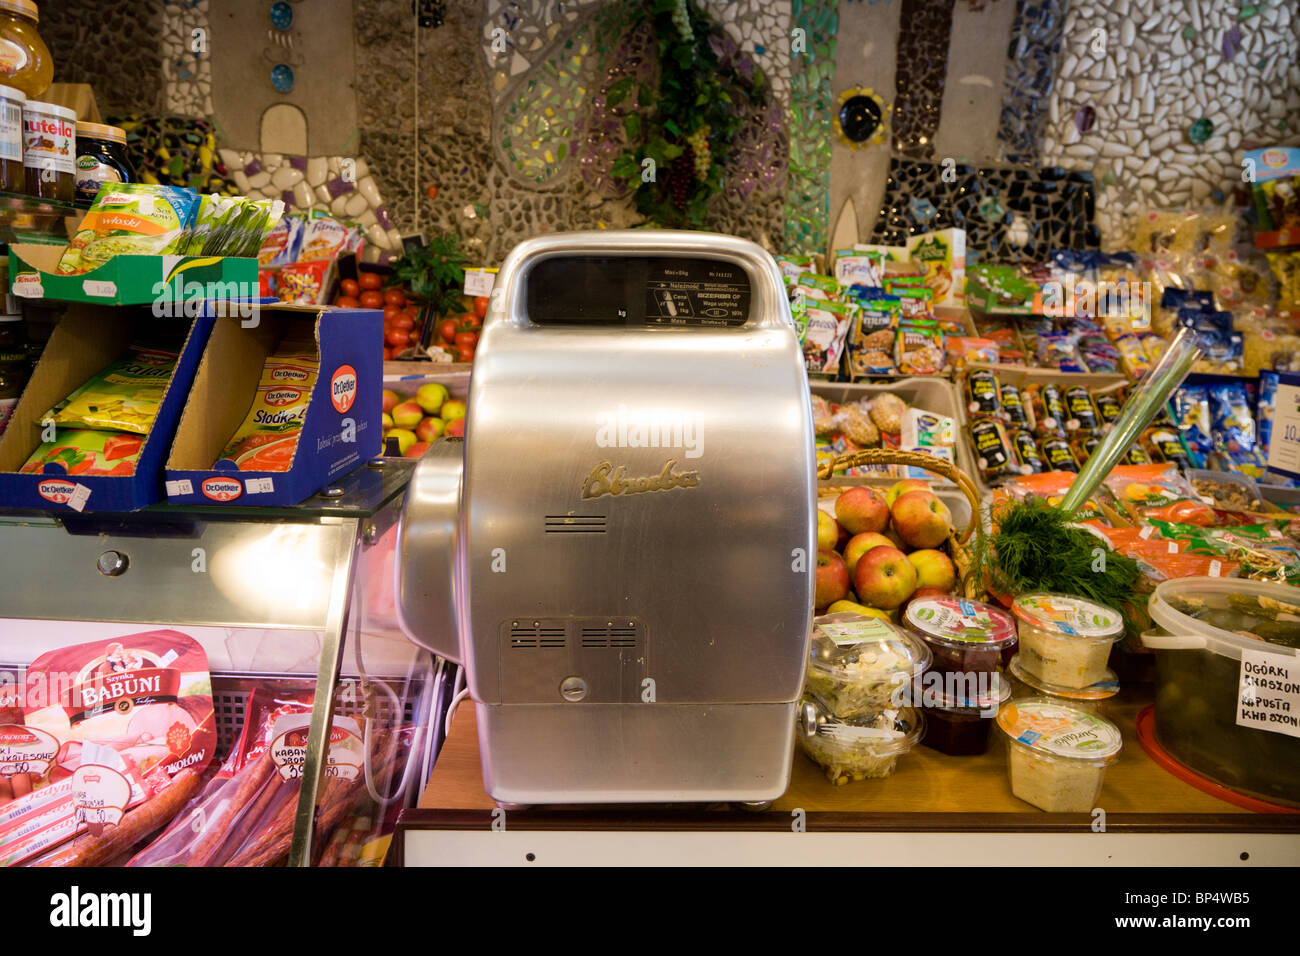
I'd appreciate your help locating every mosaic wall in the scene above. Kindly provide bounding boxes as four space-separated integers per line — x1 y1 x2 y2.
162 0 213 118
996 0 1067 167
785 0 839 255
891 0 956 161
1041 0 1300 246
39 0 165 116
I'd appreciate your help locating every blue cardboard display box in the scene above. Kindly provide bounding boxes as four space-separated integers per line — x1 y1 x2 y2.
163 305 382 507
0 304 214 512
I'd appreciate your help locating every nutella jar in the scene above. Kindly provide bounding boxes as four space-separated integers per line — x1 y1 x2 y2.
0 82 22 191
74 121 133 202
22 98 73 200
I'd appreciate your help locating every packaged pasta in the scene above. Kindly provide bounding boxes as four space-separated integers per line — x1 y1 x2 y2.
57 183 200 275
216 341 320 471
43 343 180 435
896 321 944 375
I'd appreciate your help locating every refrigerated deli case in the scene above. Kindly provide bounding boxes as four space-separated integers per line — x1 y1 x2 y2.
0 458 451 867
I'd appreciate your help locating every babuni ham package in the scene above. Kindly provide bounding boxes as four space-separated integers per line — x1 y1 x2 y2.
0 630 215 867
216 336 320 471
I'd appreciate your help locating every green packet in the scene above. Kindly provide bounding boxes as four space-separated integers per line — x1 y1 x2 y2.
57 183 200 275
793 273 840 300
195 196 285 257
1146 518 1300 579
42 342 180 435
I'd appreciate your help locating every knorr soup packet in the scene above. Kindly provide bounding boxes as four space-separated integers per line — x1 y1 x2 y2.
44 344 180 435
20 428 143 476
57 183 200 275
216 340 319 471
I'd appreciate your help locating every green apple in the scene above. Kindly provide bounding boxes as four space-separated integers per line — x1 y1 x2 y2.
415 382 450 415
388 427 417 455
816 509 840 552
440 399 467 422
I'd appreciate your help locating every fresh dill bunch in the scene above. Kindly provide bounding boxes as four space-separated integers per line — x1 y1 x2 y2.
972 497 1142 624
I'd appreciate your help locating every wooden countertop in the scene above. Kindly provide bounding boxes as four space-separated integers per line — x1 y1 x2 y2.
404 688 1299 830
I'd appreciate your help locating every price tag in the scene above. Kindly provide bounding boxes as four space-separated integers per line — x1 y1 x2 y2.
165 479 194 496
245 477 275 494
67 484 91 512
1267 374 1300 480
1238 646 1300 739
82 280 117 298
463 269 495 297
11 273 43 299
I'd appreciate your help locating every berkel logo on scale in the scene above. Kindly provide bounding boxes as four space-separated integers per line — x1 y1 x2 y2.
201 477 242 502
330 364 357 414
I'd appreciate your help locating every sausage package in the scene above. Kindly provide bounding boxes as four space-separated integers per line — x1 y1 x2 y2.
1 630 215 867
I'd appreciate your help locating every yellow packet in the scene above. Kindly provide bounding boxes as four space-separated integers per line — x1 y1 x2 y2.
216 343 320 471
44 344 179 435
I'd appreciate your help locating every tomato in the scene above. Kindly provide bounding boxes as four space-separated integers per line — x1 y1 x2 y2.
393 315 415 331
383 346 394 361
383 304 403 322
459 314 482 330
340 278 360 298
439 318 458 343
456 344 476 363
473 296 489 319
385 329 408 347
359 290 384 309
454 330 479 348
359 271 383 291
384 288 407 308
408 330 420 345
335 295 360 309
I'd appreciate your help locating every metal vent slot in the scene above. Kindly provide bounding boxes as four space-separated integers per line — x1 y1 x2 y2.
510 620 566 648
579 621 639 649
544 515 607 534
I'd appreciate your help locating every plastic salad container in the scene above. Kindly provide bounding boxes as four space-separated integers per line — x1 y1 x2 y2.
805 612 931 718
996 698 1122 812
918 672 1011 756
1006 653 1119 713
1012 593 1124 690
902 595 1017 676
1143 577 1300 808
797 697 924 785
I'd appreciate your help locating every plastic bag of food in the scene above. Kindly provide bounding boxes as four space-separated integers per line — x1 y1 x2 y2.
843 289 899 377
833 249 883 289
1104 463 1217 526
19 428 142 476
796 297 853 379
42 343 180 434
1258 370 1279 456
257 213 305 268
216 341 320 470
57 183 200 275
896 320 944 375
3 629 215 866
297 213 358 263
992 471 1120 526
277 259 332 305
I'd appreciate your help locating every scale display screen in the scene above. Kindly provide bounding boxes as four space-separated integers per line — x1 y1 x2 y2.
524 255 752 327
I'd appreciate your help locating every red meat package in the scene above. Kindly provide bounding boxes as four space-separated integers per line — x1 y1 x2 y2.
131 683 413 867
0 629 215 866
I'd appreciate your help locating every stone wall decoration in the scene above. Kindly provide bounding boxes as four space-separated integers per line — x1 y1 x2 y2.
835 86 890 149
996 0 1066 167
869 156 1099 262
162 0 213 118
38 1 166 117
891 0 956 160
112 115 236 195
784 0 839 256
1040 0 1300 247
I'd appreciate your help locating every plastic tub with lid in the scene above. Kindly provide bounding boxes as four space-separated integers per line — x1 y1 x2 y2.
916 671 1011 756
902 594 1017 675
797 697 924 785
1011 592 1123 689
996 697 1122 812
1006 653 1118 714
805 612 931 718
1143 577 1300 808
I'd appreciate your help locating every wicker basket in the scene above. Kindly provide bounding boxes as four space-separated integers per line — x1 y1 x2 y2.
817 447 983 598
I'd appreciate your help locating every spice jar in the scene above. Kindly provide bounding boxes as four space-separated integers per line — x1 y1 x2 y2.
21 97 72 199
0 0 51 99
0 82 22 191
73 121 134 202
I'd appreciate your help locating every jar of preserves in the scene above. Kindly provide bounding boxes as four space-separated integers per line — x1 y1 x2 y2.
0 83 23 191
22 98 73 200
0 313 28 439
0 0 51 99
74 121 133 202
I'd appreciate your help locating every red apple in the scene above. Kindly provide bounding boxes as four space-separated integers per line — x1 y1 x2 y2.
444 417 466 438
391 400 424 430
405 441 430 458
835 486 890 535
843 532 895 575
852 546 917 609
901 586 952 617
907 549 956 591
891 490 952 550
381 389 401 414
886 478 929 509
387 427 417 455
816 509 840 552
415 382 450 415
815 550 851 609
440 399 467 422
415 416 446 442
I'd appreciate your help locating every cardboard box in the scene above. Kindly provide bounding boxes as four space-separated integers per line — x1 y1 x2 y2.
9 243 258 307
0 306 214 511
43 83 102 124
163 305 382 507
